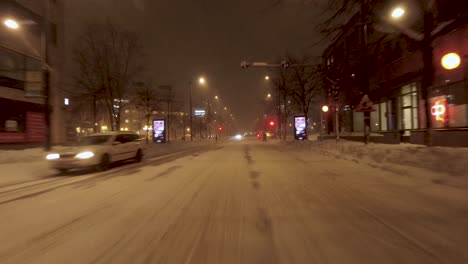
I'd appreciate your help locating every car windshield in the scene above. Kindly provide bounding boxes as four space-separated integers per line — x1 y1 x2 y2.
78 135 111 146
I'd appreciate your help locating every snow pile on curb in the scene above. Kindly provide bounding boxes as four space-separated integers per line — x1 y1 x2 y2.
282 140 468 177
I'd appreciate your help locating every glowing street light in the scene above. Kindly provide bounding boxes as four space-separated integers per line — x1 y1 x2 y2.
267 93 271 98
189 76 207 141
322 105 329 112
214 95 219 100
224 107 227 110
265 75 270 80
3 19 19 29
441 53 461 70
391 7 405 19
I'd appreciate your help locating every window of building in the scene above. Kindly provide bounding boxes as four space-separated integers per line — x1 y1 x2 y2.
0 49 25 89
399 83 419 131
379 102 388 131
0 48 42 91
369 101 391 132
371 109 380 131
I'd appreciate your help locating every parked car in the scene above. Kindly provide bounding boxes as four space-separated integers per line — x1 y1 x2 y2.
46 132 143 173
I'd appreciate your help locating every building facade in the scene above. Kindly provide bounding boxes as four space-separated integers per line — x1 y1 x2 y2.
0 0 65 144
322 1 468 146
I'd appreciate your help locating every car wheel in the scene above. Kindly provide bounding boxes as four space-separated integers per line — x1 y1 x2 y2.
98 154 110 171
135 149 143 163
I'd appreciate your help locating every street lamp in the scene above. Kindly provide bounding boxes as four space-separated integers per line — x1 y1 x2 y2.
188 77 206 142
267 93 271 98
320 105 329 141
265 75 270 80
441 52 461 70
391 7 405 19
214 95 219 100
3 19 19 29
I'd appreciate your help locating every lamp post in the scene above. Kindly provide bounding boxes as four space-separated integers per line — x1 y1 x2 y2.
265 75 282 140
188 77 205 142
321 105 329 141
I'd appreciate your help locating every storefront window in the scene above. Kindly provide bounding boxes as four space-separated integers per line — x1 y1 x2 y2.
380 102 387 131
399 83 419 131
371 110 379 131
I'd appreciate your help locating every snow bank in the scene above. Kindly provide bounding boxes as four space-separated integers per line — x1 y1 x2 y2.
282 139 468 177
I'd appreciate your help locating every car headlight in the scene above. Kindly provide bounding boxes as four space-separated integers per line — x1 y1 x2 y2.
75 151 95 159
46 153 60 160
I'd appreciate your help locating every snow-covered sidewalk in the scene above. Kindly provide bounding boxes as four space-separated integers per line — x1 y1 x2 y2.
282 139 468 178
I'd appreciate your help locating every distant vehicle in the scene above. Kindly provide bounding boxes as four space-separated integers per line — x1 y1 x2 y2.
46 132 143 173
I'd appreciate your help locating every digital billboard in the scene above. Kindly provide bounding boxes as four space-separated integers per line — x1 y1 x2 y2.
294 116 307 140
153 119 166 143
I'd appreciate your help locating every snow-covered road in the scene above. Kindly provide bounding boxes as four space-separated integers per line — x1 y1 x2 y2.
0 139 467 264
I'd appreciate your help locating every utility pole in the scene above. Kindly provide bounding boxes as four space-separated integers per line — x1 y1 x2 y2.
207 101 211 139
360 0 371 144
43 0 51 151
189 81 193 142
277 81 281 140
421 2 435 145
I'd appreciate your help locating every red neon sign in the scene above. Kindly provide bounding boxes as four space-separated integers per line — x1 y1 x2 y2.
431 99 447 123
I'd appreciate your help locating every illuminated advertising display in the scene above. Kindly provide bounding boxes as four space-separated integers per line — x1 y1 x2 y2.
294 116 307 140
153 119 166 143
431 96 448 127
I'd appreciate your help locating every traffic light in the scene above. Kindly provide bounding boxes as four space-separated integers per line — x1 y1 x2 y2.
269 121 275 127
218 126 223 132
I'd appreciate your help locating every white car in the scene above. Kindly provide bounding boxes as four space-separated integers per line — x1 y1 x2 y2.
46 132 143 173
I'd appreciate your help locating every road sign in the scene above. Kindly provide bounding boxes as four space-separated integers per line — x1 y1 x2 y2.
355 95 375 112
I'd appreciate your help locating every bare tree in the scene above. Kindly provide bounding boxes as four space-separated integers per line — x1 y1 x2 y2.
73 21 145 131
284 54 322 134
132 81 160 143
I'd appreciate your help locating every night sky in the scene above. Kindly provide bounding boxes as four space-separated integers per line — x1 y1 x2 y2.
64 0 328 131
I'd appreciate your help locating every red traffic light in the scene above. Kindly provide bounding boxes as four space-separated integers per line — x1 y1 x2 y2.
269 121 275 126
218 127 223 131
